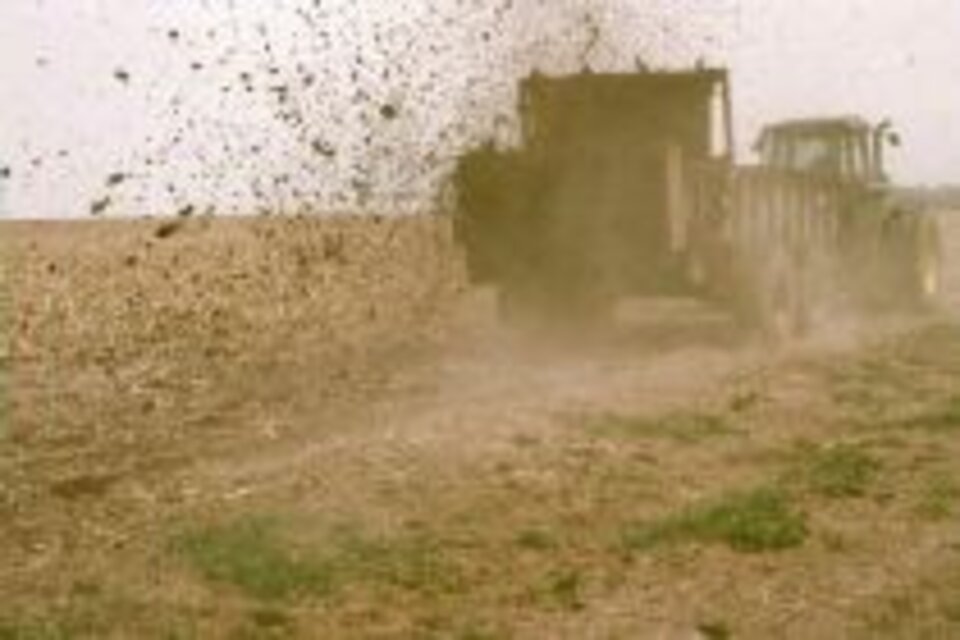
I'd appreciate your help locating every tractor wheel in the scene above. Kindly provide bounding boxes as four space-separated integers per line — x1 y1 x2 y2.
872 212 943 311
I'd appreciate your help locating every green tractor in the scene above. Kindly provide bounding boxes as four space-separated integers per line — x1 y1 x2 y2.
754 116 943 315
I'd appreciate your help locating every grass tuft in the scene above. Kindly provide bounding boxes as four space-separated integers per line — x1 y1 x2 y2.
621 487 807 553
530 569 585 611
515 529 557 551
697 621 732 640
330 528 460 593
800 444 881 498
455 622 506 640
249 607 293 630
916 472 959 520
0 623 68 640
173 517 459 601
173 517 333 601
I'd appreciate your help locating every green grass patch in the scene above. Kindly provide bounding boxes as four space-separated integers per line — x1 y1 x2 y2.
327 527 459 593
248 607 293 631
172 517 334 600
796 443 881 498
173 517 460 601
528 569 585 611
514 528 557 551
453 621 508 640
621 487 807 553
696 621 732 640
0 621 70 640
582 411 740 444
916 472 959 521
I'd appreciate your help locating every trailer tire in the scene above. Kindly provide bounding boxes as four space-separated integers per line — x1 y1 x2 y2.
906 216 943 309
740 254 810 342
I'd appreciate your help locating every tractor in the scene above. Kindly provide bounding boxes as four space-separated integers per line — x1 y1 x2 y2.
451 68 942 336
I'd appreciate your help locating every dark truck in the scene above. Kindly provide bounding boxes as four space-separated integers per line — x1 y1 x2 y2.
452 68 942 336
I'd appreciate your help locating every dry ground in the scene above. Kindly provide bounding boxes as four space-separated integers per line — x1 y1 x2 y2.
1 213 959 639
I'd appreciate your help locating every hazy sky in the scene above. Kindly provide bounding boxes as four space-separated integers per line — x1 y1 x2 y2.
0 0 957 218
732 0 960 182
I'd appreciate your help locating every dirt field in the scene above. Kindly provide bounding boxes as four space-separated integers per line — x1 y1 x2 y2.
2 213 959 639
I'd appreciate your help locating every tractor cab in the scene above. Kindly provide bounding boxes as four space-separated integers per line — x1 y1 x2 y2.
755 117 899 184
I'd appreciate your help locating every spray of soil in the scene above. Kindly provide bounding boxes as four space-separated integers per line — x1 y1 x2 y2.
3 1 731 219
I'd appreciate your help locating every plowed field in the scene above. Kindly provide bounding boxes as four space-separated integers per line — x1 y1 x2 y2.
2 213 959 639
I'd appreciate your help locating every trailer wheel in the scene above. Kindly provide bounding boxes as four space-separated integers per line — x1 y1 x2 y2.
907 216 943 308
763 272 800 341
871 211 943 311
742 254 810 342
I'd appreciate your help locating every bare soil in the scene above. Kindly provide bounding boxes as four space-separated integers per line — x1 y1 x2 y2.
2 213 959 639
